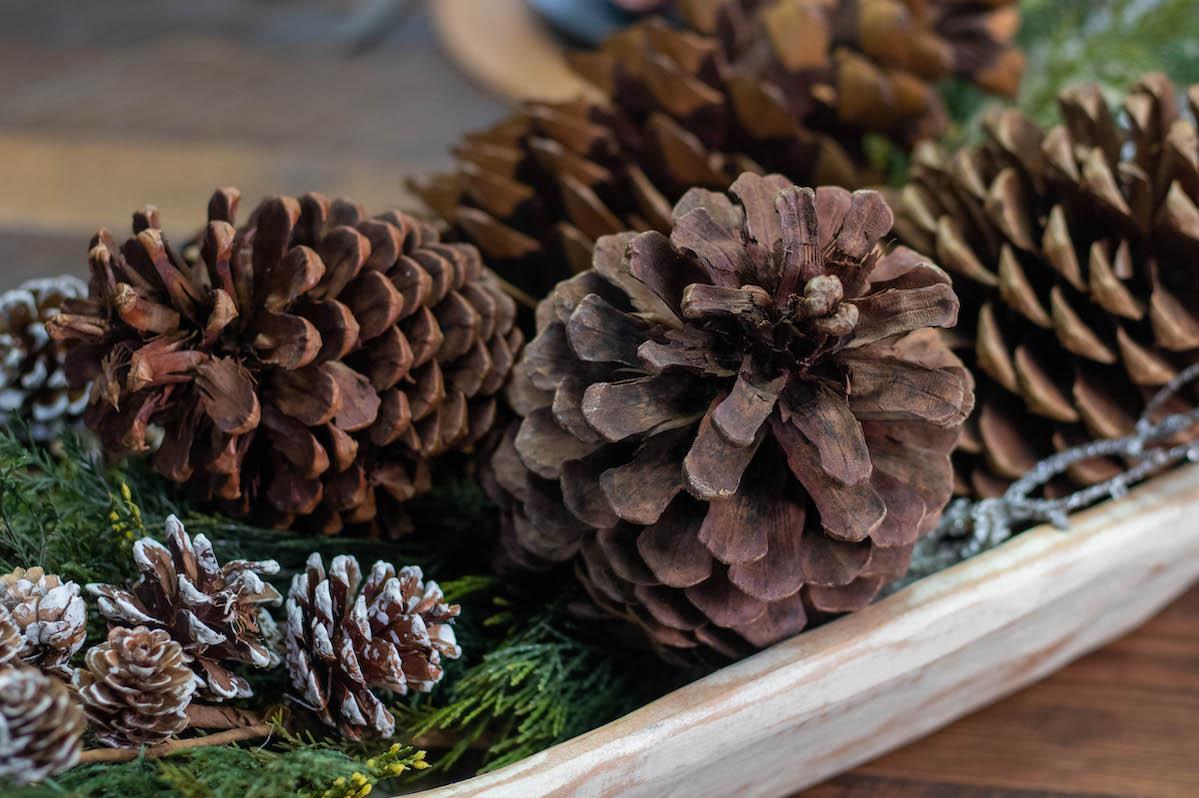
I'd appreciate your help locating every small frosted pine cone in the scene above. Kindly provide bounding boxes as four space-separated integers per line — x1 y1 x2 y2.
88 515 281 701
0 276 90 442
73 626 196 748
893 74 1199 497
285 554 460 740
47 189 520 536
487 172 972 658
0 566 87 678
0 666 85 784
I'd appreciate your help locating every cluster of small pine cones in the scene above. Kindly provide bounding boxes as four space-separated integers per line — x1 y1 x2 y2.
0 517 460 785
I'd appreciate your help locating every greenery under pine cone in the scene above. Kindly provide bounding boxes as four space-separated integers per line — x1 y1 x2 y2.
893 74 1199 497
0 666 85 785
412 0 1023 308
88 515 281 701
485 172 973 659
285 554 461 740
0 276 89 442
47 189 521 536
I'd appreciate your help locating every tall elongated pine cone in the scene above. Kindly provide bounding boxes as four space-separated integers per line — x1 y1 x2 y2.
88 515 281 701
285 554 460 740
414 2 1022 303
893 75 1199 496
73 626 196 748
681 0 1024 130
0 276 89 442
0 666 85 784
486 173 972 657
0 567 87 678
414 19 861 303
47 190 520 535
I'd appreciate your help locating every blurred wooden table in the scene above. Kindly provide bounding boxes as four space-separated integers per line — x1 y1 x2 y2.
2 4 1196 796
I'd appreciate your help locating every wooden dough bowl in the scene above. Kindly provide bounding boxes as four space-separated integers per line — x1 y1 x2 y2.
409 463 1199 797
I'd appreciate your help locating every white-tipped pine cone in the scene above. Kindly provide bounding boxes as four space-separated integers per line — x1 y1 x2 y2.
285 554 460 740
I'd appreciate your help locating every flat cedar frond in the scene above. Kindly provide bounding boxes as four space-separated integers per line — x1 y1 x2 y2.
401 609 681 773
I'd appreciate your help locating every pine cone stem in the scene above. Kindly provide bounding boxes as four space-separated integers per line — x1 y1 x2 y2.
77 724 274 765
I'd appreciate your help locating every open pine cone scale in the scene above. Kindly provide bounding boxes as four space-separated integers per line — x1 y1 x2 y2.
490 173 972 657
49 190 521 534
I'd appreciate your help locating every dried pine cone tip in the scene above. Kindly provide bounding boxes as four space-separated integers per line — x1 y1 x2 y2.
894 74 1199 497
87 514 282 701
0 276 90 440
0 566 87 678
47 189 520 535
285 553 460 740
73 625 196 749
495 172 971 656
0 666 85 785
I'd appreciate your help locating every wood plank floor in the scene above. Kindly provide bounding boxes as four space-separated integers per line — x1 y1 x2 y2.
2 4 1196 796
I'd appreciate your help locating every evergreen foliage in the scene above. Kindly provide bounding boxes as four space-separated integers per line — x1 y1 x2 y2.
0 429 684 793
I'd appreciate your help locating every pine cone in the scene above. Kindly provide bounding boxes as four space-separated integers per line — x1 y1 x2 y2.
0 666 85 784
682 1 1024 128
487 173 972 657
893 75 1199 497
0 276 89 442
88 515 281 701
412 19 880 305
73 626 196 748
0 567 87 678
47 189 521 535
413 2 1023 305
284 554 460 740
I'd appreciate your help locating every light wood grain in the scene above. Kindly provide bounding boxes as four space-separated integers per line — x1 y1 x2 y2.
429 0 597 103
407 464 1199 798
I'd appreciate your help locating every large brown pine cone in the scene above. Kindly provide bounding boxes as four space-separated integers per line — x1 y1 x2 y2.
0 567 87 678
73 626 196 748
0 276 89 442
47 190 521 535
413 2 1022 305
284 554 460 740
88 515 281 701
486 173 972 658
893 75 1199 497
0 666 85 784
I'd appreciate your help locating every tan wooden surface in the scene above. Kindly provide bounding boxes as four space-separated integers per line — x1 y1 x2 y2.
3 6 1197 796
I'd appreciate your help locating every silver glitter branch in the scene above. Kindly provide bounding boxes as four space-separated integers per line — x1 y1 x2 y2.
899 363 1199 587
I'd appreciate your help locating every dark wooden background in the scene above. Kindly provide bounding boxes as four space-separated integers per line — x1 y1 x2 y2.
1 2 1195 795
